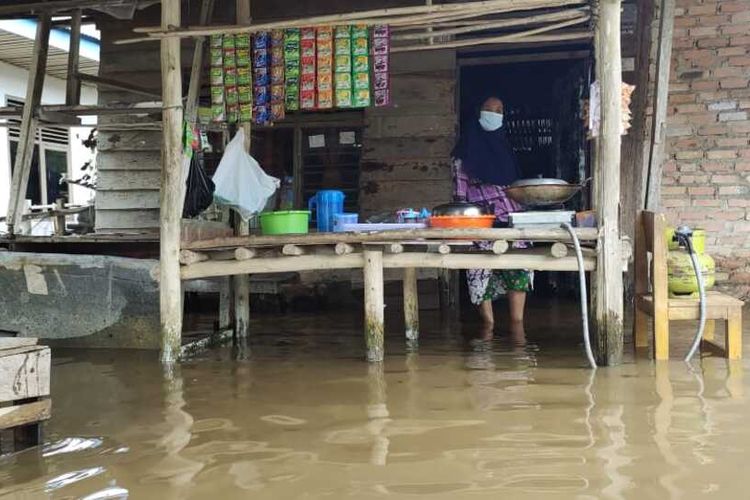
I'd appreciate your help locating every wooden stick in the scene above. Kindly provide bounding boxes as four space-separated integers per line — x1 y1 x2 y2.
403 267 419 342
159 0 184 364
393 8 587 40
392 15 591 52
364 249 385 362
76 73 161 99
6 14 50 234
184 0 214 123
335 242 355 255
179 249 209 265
128 0 583 38
65 9 81 105
643 0 675 210
234 247 257 260
183 227 599 250
492 240 509 254
593 0 625 366
550 242 569 258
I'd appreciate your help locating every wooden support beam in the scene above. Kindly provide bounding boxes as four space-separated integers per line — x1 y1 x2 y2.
234 247 257 260
364 249 385 362
159 0 184 364
233 0 252 342
593 0 624 366
437 243 451 255
0 400 51 430
643 0 676 210
184 0 215 123
76 73 162 100
219 277 231 331
403 267 419 342
6 14 50 235
65 9 82 105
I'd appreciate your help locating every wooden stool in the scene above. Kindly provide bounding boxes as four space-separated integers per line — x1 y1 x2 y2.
633 211 744 360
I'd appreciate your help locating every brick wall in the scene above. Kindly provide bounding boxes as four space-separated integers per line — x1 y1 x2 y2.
662 0 750 297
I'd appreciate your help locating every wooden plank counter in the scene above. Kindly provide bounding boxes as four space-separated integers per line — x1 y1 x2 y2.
179 228 600 362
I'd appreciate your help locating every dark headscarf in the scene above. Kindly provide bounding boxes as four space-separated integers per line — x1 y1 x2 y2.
452 121 521 186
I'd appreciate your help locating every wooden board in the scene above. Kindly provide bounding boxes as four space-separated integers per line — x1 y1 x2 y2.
360 159 452 182
95 190 160 210
0 345 50 403
362 137 454 161
97 170 161 191
98 151 161 171
0 338 38 349
95 209 160 230
97 130 162 152
0 399 51 429
367 113 456 139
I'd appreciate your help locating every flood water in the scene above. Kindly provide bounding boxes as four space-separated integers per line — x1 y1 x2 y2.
1 300 749 499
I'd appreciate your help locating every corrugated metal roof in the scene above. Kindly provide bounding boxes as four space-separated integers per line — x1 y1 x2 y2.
0 29 99 80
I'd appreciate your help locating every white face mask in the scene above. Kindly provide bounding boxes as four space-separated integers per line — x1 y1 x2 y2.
479 110 504 131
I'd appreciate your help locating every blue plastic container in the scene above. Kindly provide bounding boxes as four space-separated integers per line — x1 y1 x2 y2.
308 190 345 232
333 213 358 232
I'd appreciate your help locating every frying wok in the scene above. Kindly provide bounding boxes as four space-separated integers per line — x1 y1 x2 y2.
505 178 589 207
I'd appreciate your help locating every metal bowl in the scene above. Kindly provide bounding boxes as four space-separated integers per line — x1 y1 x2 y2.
505 178 586 207
432 202 490 217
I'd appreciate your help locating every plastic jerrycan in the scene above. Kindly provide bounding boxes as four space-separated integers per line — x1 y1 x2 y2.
308 190 345 232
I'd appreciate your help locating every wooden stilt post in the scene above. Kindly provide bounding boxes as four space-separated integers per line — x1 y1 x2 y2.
65 10 82 106
233 0 252 341
6 14 51 235
159 0 184 363
593 0 624 365
364 249 385 362
403 267 419 343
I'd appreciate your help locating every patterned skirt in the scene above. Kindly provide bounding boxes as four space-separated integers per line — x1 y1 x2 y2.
454 160 533 305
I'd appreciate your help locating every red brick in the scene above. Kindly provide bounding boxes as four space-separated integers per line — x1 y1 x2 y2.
674 16 698 27
729 122 750 133
707 149 738 159
664 198 690 208
679 163 700 172
712 174 742 183
701 161 733 172
719 185 748 195
721 24 750 35
698 91 730 101
699 14 732 26
720 78 750 89
663 186 688 195
728 56 750 66
741 101 750 109
675 150 704 160
698 124 728 135
689 26 720 37
731 11 750 23
681 174 711 183
729 199 750 207
737 162 750 172
720 1 750 13
717 46 746 56
734 221 750 232
689 186 717 195
709 209 746 220
693 198 722 207
698 37 730 48
674 103 705 113
692 80 719 91
689 4 717 15
717 138 749 147
713 67 747 78
730 36 750 46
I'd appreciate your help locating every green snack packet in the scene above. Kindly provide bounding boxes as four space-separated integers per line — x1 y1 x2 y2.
210 67 224 86
210 34 223 48
237 66 251 86
353 88 371 108
211 103 225 122
236 49 251 67
222 34 236 49
351 25 368 38
198 106 212 124
235 33 250 48
239 103 253 123
210 48 223 67
225 86 239 105
238 85 252 104
352 55 369 73
353 72 369 90
335 25 351 39
210 85 224 104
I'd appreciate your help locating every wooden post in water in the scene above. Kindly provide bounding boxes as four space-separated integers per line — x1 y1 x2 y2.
593 0 624 365
364 249 385 362
159 0 184 363
6 14 50 234
403 267 419 342
233 0 252 341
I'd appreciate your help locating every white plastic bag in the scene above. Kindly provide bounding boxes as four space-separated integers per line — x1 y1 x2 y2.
212 129 280 220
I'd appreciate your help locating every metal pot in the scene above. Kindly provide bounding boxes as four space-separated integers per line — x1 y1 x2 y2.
505 178 589 207
432 202 490 217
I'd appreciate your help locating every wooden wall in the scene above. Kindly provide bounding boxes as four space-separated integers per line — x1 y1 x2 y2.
360 50 457 217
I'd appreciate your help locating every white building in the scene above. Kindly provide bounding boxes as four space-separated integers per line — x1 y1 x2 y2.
0 19 99 234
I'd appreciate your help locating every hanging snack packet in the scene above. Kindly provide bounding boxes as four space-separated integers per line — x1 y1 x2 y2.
237 66 251 86
236 33 250 49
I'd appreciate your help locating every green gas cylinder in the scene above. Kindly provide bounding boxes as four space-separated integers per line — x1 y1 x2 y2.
665 228 716 296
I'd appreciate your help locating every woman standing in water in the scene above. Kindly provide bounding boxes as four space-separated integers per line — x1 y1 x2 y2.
452 96 531 330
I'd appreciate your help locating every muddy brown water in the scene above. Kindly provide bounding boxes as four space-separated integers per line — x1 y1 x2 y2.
1 301 749 499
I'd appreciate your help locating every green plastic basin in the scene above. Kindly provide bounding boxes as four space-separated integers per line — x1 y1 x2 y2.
259 210 310 235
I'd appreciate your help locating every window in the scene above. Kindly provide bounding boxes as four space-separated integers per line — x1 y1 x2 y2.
6 97 70 205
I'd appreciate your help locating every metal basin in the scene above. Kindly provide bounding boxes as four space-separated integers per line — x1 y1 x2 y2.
432 202 490 217
505 178 586 207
